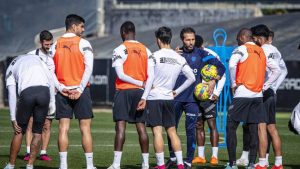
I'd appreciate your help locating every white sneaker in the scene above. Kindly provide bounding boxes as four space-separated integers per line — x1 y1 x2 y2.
254 162 269 167
236 158 249 166
107 165 120 169
4 164 14 169
141 163 149 169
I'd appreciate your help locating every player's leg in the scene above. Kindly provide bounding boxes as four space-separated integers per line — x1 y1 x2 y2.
74 87 95 169
7 132 24 168
247 123 258 166
152 126 165 168
193 118 206 164
136 122 149 168
56 91 73 169
163 100 184 169
182 102 199 166
24 117 33 161
39 118 53 161
257 96 268 168
8 100 32 168
237 124 250 166
79 119 95 169
207 118 219 165
28 86 50 168
226 116 239 168
109 89 131 169
166 101 183 168
266 94 282 168
166 126 185 169
55 91 73 165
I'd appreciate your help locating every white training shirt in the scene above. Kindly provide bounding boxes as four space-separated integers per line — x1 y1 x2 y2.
6 54 55 121
28 48 55 72
204 48 226 97
50 33 94 93
262 44 287 93
112 40 153 88
146 48 195 100
229 42 263 98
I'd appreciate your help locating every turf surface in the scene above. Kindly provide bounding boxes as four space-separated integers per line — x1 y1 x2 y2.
0 109 299 169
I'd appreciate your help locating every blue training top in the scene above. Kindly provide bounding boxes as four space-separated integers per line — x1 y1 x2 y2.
174 47 226 102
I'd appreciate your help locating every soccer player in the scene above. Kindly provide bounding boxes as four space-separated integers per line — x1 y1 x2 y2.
192 35 226 165
236 30 287 169
253 25 284 169
4 54 55 169
23 30 55 161
50 14 96 169
108 21 152 169
166 27 225 169
226 28 267 169
138 26 195 169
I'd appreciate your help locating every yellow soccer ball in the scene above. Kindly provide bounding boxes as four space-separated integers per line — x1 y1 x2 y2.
201 64 218 82
194 83 210 101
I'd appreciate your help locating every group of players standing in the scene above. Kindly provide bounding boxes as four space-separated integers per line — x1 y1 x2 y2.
3 13 287 169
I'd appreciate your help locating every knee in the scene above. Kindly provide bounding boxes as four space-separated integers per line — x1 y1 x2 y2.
196 121 204 131
59 124 69 134
115 124 125 137
267 125 277 135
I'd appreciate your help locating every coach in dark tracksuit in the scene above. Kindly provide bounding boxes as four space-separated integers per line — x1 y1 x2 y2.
166 27 225 168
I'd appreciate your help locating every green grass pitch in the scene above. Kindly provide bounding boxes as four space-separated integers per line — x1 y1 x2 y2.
0 109 299 169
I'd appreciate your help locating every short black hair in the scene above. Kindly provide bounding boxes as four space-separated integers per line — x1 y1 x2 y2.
251 24 270 39
120 21 135 34
65 14 85 30
39 30 53 42
269 30 274 39
155 26 172 44
180 27 195 40
195 34 204 47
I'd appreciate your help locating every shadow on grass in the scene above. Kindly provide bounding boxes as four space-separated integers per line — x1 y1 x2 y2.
283 164 300 169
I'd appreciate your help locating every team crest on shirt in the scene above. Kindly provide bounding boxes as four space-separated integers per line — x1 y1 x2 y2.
191 56 196 62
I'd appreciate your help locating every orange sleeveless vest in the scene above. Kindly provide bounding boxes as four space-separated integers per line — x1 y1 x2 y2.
236 43 266 92
115 41 148 90
53 36 86 86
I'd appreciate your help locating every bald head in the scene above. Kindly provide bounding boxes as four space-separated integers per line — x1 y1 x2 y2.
237 28 253 46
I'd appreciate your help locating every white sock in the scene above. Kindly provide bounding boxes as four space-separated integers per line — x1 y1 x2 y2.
40 150 47 155
266 153 269 163
155 152 164 166
198 146 205 158
170 157 176 161
112 151 122 168
59 152 68 169
6 163 14 169
259 158 267 166
26 164 33 169
85 152 94 169
212 147 218 158
142 153 149 167
241 151 249 160
26 146 30 154
275 156 282 166
174 151 183 165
